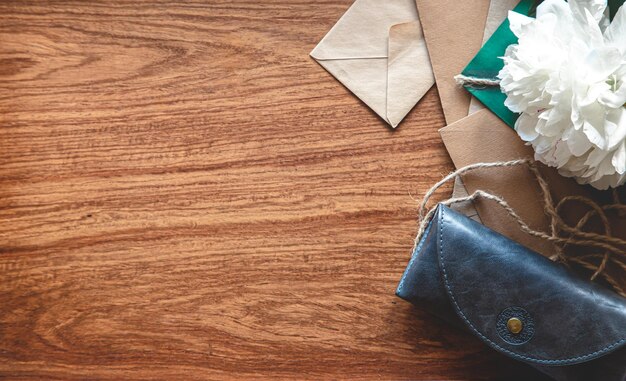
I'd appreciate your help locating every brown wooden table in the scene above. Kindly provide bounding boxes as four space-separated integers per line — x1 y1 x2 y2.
0 1 551 379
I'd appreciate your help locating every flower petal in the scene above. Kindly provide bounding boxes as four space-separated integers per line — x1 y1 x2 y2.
598 79 626 108
604 2 626 51
564 127 592 156
583 46 622 82
499 0 626 189
613 141 626 174
515 113 540 141
568 0 608 25
508 10 534 37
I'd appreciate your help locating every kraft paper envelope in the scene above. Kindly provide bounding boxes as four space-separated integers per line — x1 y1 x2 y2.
414 0 490 124
458 0 520 209
439 109 574 257
311 0 434 128
449 0 519 216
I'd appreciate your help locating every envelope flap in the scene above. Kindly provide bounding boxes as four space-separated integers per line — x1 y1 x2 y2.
310 0 418 60
386 21 434 128
435 205 626 365
315 57 389 122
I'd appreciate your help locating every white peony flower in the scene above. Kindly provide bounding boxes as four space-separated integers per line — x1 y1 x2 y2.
498 0 626 189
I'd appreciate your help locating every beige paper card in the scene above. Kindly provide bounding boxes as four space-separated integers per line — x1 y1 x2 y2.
311 0 434 128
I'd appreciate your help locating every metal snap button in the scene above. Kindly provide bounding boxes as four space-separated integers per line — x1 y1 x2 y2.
497 307 534 345
507 317 523 334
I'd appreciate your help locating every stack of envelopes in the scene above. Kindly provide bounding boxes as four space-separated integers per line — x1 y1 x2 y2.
312 0 625 291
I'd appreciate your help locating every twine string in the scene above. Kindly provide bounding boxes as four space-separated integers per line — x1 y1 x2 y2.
555 197 612 280
415 159 626 297
454 74 501 88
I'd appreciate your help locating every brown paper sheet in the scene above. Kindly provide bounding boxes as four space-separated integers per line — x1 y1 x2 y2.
450 177 482 222
414 0 490 124
440 110 564 256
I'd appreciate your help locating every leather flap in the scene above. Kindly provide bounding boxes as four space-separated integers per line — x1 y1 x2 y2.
434 205 626 366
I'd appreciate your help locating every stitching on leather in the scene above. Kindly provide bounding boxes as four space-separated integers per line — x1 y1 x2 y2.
397 222 433 294
438 206 626 365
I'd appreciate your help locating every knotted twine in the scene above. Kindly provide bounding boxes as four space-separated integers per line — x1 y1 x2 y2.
416 159 626 297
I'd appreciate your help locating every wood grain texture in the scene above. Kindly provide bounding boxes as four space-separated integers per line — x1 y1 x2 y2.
0 1 550 380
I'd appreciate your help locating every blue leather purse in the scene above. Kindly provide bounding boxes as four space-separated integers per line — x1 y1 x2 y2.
396 205 626 381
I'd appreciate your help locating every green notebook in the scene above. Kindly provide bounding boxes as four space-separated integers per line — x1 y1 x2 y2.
460 0 625 129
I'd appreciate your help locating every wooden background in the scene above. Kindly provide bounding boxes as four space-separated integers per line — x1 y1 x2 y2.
0 1 550 379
